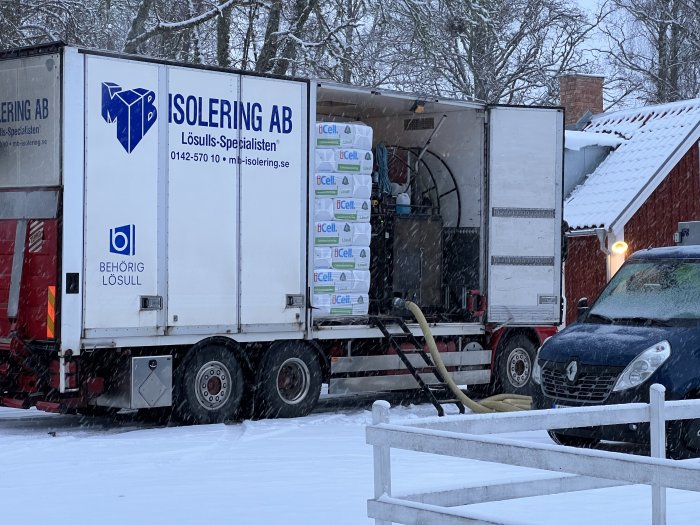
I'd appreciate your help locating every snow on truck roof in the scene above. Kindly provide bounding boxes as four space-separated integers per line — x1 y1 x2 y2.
565 98 700 231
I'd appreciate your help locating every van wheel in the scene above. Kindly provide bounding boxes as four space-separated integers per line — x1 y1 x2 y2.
496 334 537 395
548 430 599 448
174 342 243 425
682 418 700 449
668 415 700 459
255 342 322 419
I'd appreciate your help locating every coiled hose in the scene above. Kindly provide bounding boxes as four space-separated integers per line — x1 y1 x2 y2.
401 299 532 413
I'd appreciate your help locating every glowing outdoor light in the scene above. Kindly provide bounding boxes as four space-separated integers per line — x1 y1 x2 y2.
611 240 628 254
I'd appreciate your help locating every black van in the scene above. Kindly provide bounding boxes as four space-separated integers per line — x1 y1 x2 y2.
532 245 700 459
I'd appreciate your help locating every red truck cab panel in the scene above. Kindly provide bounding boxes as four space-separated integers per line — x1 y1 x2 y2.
0 219 59 341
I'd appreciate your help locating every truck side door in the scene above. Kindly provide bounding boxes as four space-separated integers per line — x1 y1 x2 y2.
486 105 564 325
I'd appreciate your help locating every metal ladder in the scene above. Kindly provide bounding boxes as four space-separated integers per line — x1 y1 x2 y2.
371 316 465 416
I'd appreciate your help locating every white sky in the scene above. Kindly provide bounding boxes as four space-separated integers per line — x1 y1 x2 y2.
575 0 600 12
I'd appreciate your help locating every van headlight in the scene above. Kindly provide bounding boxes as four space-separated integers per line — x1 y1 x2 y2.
532 337 551 386
613 341 671 392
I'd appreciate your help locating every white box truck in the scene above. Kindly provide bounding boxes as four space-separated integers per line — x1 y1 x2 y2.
0 43 564 423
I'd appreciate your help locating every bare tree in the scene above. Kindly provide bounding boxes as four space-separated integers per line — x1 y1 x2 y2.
123 0 246 54
0 0 618 111
398 0 598 104
254 0 321 75
599 0 700 105
0 0 110 48
216 1 233 67
304 0 416 87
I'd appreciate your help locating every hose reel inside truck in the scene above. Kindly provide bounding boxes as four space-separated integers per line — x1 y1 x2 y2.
363 117 482 323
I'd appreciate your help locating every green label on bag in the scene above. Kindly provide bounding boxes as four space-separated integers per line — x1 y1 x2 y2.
337 163 361 172
315 236 339 245
330 307 353 315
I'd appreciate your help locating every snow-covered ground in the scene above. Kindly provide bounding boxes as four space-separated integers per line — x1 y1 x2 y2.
0 399 699 525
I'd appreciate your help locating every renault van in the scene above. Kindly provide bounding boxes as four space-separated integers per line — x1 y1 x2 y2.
532 246 700 459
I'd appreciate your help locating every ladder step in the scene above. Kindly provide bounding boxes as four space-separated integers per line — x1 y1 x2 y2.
373 314 464 416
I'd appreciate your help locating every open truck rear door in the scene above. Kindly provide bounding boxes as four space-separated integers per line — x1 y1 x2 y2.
486 105 564 325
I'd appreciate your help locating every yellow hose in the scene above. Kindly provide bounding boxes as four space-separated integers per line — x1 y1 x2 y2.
403 300 532 413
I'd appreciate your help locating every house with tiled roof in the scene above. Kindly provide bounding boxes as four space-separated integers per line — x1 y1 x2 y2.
559 75 700 323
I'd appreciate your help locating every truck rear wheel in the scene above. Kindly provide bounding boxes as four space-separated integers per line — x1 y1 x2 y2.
174 342 243 425
255 342 322 419
496 334 537 396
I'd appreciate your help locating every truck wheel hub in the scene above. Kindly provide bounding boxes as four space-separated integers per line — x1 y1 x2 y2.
207 376 222 395
195 361 231 410
506 347 531 387
276 358 310 405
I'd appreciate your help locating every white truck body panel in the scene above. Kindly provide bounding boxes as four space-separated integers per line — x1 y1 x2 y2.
60 47 86 354
77 52 309 343
238 75 308 330
0 48 564 352
486 106 564 324
167 66 239 330
83 56 161 333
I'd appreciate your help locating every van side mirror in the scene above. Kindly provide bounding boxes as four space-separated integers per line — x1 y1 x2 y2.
576 297 589 322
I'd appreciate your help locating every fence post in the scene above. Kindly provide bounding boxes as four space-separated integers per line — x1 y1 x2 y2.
372 400 392 525
649 383 666 525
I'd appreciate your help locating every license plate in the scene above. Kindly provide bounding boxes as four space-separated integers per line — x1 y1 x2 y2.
553 403 572 409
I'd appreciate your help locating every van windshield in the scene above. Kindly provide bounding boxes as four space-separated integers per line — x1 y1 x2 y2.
588 259 700 323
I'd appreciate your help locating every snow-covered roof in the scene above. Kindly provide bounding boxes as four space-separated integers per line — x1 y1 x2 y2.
565 98 700 231
564 130 626 151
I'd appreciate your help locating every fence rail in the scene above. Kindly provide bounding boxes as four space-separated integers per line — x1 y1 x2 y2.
366 385 700 525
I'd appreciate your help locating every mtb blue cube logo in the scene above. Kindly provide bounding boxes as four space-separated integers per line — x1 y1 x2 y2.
110 224 136 256
101 82 157 153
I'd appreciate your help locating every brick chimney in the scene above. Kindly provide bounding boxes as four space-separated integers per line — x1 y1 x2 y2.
559 74 604 127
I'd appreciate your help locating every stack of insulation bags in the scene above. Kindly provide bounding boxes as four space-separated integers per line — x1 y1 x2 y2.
312 122 374 316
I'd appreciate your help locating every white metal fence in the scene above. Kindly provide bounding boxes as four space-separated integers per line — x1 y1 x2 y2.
366 384 700 525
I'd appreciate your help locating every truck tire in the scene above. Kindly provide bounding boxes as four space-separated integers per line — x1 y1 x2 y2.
496 334 537 396
255 342 322 419
174 343 243 425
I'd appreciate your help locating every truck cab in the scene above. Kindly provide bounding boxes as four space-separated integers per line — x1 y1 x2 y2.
533 245 700 458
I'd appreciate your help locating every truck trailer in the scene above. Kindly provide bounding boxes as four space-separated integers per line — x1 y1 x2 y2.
0 43 564 423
